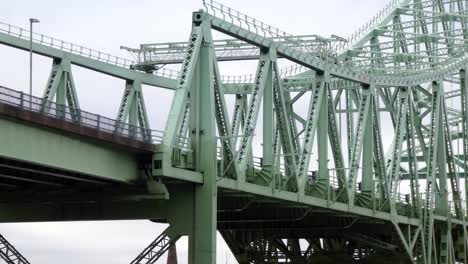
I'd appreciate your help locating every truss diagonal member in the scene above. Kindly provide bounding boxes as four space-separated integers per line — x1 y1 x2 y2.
116 81 136 123
369 36 385 71
272 127 282 189
461 69 468 216
296 72 328 193
42 58 81 121
401 0 434 61
393 14 410 56
345 89 355 164
284 91 302 155
136 87 151 140
236 52 271 177
410 88 429 162
327 86 345 189
199 9 370 85
64 71 81 121
230 94 247 148
372 94 388 202
406 92 421 217
213 55 239 178
0 234 31 264
388 87 409 205
456 0 468 39
272 61 298 178
347 84 373 205
130 228 181 264
442 97 463 218
114 80 152 140
435 0 454 55
163 25 203 148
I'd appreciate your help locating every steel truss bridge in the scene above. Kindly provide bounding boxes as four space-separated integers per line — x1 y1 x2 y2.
2 0 468 263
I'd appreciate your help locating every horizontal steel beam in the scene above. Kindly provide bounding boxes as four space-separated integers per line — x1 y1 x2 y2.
123 35 343 65
0 31 177 89
0 117 141 182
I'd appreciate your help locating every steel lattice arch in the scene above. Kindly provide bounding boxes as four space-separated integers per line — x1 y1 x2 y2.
1 0 468 263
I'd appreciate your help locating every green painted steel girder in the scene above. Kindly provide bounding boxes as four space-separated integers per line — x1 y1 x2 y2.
0 31 177 89
0 118 140 182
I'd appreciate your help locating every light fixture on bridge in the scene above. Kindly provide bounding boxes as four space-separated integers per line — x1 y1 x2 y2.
29 18 40 108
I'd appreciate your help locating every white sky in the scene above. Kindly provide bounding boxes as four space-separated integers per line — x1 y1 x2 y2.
0 0 391 263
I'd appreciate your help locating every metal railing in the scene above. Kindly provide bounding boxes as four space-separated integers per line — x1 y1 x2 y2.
0 21 179 79
336 0 403 52
202 0 338 60
222 64 311 84
203 0 404 55
0 85 156 143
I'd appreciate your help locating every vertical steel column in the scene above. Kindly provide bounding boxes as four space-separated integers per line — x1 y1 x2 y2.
423 81 443 264
460 69 468 264
167 244 178 264
435 83 448 216
187 14 217 263
441 89 463 218
360 89 374 206
262 55 274 172
317 82 329 189
159 13 217 263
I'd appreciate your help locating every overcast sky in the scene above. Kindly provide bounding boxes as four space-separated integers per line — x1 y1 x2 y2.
0 0 391 263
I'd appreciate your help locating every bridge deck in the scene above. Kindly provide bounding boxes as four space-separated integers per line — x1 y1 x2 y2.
0 85 160 192
0 85 155 152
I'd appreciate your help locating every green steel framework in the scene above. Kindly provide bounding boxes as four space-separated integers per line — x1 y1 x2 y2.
2 0 468 263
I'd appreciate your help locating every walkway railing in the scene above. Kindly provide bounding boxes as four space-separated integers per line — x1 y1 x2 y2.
336 0 403 52
0 21 179 79
0 85 157 143
202 0 338 60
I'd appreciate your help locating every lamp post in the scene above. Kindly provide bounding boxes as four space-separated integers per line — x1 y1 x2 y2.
29 18 40 108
